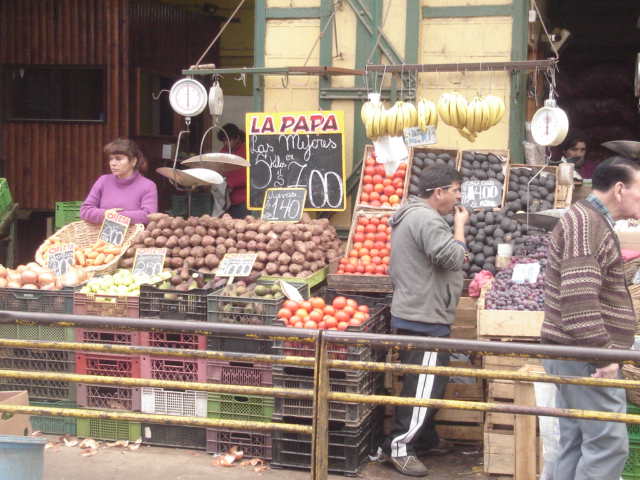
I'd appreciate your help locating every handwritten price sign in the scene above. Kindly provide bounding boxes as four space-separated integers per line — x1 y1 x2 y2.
133 248 167 277
47 243 76 276
216 253 258 278
261 188 307 222
99 211 131 246
461 179 503 209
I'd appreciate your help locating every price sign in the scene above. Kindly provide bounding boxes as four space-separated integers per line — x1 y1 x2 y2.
132 248 167 277
261 188 307 222
216 253 258 278
99 211 131 246
461 179 503 209
403 126 437 147
511 262 541 284
47 243 75 276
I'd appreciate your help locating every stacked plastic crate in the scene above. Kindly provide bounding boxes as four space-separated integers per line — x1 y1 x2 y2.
0 288 78 435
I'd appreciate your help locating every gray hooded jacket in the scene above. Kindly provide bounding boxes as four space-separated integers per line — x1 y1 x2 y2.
389 196 465 325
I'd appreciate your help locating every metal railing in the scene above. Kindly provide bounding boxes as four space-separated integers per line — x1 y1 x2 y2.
1 310 640 479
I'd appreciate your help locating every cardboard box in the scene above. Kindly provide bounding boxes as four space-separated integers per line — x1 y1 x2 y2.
0 391 31 436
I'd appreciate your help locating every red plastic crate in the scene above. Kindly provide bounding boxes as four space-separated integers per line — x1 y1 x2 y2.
76 328 140 346
139 332 206 350
77 384 141 411
141 356 207 383
73 292 139 318
207 360 272 387
75 353 141 378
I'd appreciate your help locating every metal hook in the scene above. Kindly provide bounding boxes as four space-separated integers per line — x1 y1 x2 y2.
152 89 170 101
281 74 289 88
235 73 247 88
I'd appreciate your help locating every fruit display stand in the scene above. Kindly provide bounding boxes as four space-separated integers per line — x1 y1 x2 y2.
457 149 511 210
353 145 410 210
508 165 574 210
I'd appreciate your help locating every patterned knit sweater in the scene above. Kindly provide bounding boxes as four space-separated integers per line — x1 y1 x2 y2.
541 200 635 350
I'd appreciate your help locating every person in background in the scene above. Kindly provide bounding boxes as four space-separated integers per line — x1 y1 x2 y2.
378 165 469 477
218 123 248 218
558 134 595 180
80 138 158 225
541 156 640 480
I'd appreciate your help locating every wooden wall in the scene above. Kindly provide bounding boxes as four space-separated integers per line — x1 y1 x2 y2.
0 0 130 210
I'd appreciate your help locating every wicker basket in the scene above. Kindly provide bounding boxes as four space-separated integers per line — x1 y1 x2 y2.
625 258 640 284
35 221 143 274
623 364 640 406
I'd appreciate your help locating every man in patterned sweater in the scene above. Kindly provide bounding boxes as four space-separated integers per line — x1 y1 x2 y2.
541 156 640 480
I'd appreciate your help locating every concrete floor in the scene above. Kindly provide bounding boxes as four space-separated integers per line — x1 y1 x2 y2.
42 438 488 480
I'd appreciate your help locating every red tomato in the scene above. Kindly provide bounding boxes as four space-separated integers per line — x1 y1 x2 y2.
295 308 309 318
372 174 384 184
277 308 292 319
364 166 375 176
357 305 369 313
332 296 347 310
365 264 376 274
324 315 337 329
335 311 350 324
310 297 326 310
356 264 366 273
345 264 356 273
323 305 336 315
304 320 318 329
375 264 387 275
360 193 370 203
353 311 367 322
294 321 304 328
349 317 363 326
389 194 400 205
363 175 373 185
383 185 395 196
343 305 356 318
365 157 376 167
374 183 384 194
318 321 326 330
363 184 373 193
283 300 299 311
309 309 323 323
301 301 312 312
337 321 349 331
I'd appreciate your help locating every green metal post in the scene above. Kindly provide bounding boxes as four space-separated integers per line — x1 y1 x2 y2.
253 0 266 112
509 0 529 161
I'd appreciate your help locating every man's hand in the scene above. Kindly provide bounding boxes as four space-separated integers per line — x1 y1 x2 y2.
591 363 619 379
454 205 470 227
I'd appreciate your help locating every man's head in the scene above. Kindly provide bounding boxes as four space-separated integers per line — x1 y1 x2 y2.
418 165 462 215
592 156 640 220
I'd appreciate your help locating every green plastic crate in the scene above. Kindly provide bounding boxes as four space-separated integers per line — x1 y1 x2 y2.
30 401 77 435
0 179 13 219
207 394 274 423
0 324 74 342
259 266 328 294
168 193 212 218
629 404 640 443
77 418 141 442
54 201 82 230
624 440 640 479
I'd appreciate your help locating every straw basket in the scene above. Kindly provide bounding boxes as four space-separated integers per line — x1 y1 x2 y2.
623 364 640 406
35 220 143 274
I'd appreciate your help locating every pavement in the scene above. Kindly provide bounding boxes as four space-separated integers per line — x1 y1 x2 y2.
42 437 489 480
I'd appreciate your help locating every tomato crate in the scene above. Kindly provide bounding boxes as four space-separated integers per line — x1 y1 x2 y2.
75 328 140 346
207 393 274 423
30 400 77 435
206 428 272 460
76 384 141 411
139 331 206 350
207 335 273 355
139 284 210 322
323 288 392 314
54 201 82 230
141 387 207 417
0 378 75 402
142 423 207 450
141 356 207 383
0 287 73 314
207 360 273 387
0 323 74 342
77 418 141 442
207 280 307 325
73 292 139 318
271 407 383 476
75 353 141 378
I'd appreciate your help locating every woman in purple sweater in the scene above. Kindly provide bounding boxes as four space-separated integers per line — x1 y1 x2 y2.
80 138 158 225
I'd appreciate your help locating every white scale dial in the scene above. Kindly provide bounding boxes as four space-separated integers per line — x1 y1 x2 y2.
530 98 569 147
169 78 208 118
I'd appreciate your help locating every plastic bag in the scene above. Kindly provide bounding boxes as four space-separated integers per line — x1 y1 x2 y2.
468 270 494 297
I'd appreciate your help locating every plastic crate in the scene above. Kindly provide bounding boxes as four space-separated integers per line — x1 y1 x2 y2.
207 394 274 423
77 384 141 411
207 335 273 355
0 324 74 342
139 331 206 350
206 428 272 459
207 360 273 387
624 441 640 479
29 401 77 435
0 179 13 219
207 280 307 325
168 192 213 218
54 201 82 230
75 328 140 346
0 287 73 314
75 353 141 378
628 404 640 443
271 407 383 476
0 378 75 402
0 348 74 373
140 356 207 383
141 387 207 417
139 284 210 322
260 267 328 292
77 418 141 442
142 423 207 450
73 292 139 318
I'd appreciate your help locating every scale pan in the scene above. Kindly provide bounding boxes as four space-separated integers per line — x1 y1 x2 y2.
602 140 640 160
156 167 224 188
512 208 566 232
181 153 249 173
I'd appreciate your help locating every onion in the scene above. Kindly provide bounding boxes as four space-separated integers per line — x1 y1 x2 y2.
6 281 21 288
21 284 38 290
21 270 38 286
59 270 81 288
39 283 55 291
37 272 55 287
0 278 7 288
6 271 21 285
16 265 26 273
0 266 7 278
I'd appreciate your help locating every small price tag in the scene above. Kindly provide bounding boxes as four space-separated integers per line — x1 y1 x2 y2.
261 188 307 223
47 243 75 276
279 280 303 302
461 179 503 209
511 262 541 284
99 211 131 246
132 248 167 277
216 253 258 278
403 126 437 147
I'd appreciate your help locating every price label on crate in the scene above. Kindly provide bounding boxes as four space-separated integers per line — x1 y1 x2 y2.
511 262 541 284
99 210 131 246
47 243 75 276
216 253 257 278
132 248 167 277
261 188 307 222
403 126 437 147
461 179 503 209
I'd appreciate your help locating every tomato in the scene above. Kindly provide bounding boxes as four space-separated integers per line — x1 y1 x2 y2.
369 192 380 202
355 225 365 232
318 321 326 330
324 315 337 329
389 194 400 205
337 268 344 274
277 308 292 319
366 157 375 167
290 315 302 325
294 321 304 328
363 175 373 185
375 264 387 275
344 264 356 273
374 183 384 194
283 300 299 311
365 224 377 234
337 321 349 331
323 305 336 315
365 264 376 274
370 200 382 207
378 247 389 257
363 184 373 193
360 193 370 203
349 317 363 326
332 296 347 310
382 178 392 187
343 305 356 317
371 256 382 265
369 248 379 257
383 185 395 196
364 166 375 176
360 255 371 265
393 177 404 188
304 320 318 329
310 297 326 310
375 165 386 176
380 194 389 203
353 232 365 243
375 232 388 243
357 305 369 313
295 308 309 318
356 264 366 273
369 217 380 225
372 174 384 184
300 301 312 312
353 311 367 322
309 309 323 323
335 311 350 323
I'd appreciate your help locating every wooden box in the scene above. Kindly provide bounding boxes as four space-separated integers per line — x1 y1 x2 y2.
354 145 411 210
407 147 459 197
508 164 574 210
451 296 477 340
435 382 484 444
457 149 511 210
477 285 543 341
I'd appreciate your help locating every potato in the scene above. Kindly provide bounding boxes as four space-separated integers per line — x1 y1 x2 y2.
267 251 279 262
191 246 205 258
171 246 181 257
174 228 184 238
215 245 227 256
208 228 218 237
190 234 202 246
187 216 199 226
195 257 204 268
215 236 226 246
195 225 207 236
171 257 183 268
201 235 215 247
265 262 278 274
178 235 190 248
278 264 288 274
155 236 167 247
171 217 185 230
280 231 293 242
235 220 247 233
244 230 257 241
255 233 266 243
289 263 302 274
143 237 155 247
247 240 257 251
227 247 238 254
223 238 235 248
258 223 271 234
228 229 237 239
179 247 191 258
147 221 158 231
205 254 219 268
266 238 280 252
218 227 228 237
281 239 295 255
184 256 196 268
253 261 265 271
184 226 196 236
236 240 247 250
204 245 216 255
256 251 267 262
237 232 245 241
291 252 305 265
277 252 291 265
256 242 267 251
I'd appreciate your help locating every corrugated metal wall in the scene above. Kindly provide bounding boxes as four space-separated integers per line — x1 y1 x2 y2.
0 0 129 210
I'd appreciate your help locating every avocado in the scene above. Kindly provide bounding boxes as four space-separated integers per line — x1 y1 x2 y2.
254 285 269 297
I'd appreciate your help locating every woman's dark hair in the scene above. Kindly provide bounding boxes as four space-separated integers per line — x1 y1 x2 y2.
217 123 245 142
592 156 640 192
104 138 147 174
560 133 587 153
418 165 462 198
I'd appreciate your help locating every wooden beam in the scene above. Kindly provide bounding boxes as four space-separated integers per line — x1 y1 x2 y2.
422 5 512 18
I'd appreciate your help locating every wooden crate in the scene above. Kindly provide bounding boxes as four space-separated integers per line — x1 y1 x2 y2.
354 145 411 211
508 164 574 210
482 355 542 372
457 149 511 210
451 296 477 340
435 382 484 444
477 285 543 341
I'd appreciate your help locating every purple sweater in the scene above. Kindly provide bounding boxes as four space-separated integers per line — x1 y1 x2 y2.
80 172 158 225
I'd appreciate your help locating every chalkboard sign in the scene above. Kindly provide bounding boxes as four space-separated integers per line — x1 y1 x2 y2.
47 243 75 276
133 248 167 277
461 179 503 209
261 188 307 222
99 211 131 246
217 253 258 278
246 111 346 211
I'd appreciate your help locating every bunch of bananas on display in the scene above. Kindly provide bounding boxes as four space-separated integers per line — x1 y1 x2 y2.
361 100 386 139
417 98 438 130
385 101 418 137
437 92 476 141
437 92 506 142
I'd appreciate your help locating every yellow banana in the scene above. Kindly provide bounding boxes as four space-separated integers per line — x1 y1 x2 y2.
485 94 505 126
437 94 452 125
481 97 492 131
404 102 418 129
474 97 484 132
455 94 468 129
429 100 438 127
448 94 459 128
458 126 477 143
417 99 427 130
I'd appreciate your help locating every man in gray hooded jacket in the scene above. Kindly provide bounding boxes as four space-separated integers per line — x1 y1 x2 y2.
381 164 468 477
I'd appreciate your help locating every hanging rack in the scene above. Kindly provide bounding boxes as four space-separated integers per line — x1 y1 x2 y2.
364 59 557 73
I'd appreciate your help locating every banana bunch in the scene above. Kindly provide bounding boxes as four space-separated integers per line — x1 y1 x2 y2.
361 100 386 139
417 98 438 130
437 92 477 141
383 101 418 137
465 94 506 136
